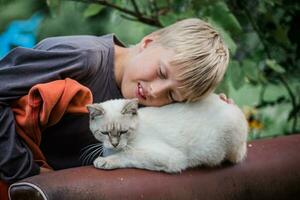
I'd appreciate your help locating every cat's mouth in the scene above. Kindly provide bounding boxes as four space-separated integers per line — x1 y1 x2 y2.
102 146 121 157
105 144 126 152
136 82 146 100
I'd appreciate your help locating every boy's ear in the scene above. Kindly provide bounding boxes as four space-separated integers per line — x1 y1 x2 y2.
121 99 138 115
140 34 156 51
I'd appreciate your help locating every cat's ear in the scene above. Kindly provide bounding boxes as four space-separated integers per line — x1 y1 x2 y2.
121 99 138 115
86 104 105 118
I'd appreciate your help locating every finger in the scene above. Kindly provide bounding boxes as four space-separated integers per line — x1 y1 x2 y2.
40 167 53 174
219 93 227 101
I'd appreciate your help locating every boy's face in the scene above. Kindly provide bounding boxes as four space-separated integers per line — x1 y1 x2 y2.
120 37 184 107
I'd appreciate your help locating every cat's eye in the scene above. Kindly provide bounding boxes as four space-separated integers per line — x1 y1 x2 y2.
91 113 101 120
101 131 109 135
119 130 128 135
90 114 96 120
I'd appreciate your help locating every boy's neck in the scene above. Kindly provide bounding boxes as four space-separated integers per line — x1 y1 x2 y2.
114 44 130 89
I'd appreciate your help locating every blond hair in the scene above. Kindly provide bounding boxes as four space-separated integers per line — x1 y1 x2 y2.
153 18 229 102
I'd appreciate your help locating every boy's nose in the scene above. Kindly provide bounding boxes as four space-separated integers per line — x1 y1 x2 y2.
148 80 169 98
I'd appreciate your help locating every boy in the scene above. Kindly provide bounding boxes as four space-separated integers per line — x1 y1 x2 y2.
0 18 229 182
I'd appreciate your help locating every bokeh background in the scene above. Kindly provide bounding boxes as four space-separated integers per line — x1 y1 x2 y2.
0 0 299 140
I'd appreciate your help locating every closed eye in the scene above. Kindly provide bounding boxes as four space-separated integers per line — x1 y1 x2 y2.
91 113 101 120
119 130 128 135
158 65 167 79
101 131 109 135
168 91 176 102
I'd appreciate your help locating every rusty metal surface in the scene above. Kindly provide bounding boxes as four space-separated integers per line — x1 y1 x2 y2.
9 134 300 200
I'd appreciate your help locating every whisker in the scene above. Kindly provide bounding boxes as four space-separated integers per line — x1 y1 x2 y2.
82 147 103 165
80 148 101 163
81 143 102 152
88 150 101 165
88 149 102 165
82 150 94 165
80 143 102 165
80 143 102 156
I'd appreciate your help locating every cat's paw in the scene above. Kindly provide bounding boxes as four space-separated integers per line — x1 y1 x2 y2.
93 157 118 170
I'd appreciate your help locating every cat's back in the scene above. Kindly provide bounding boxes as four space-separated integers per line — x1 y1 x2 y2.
139 93 238 117
196 94 248 129
138 93 247 131
137 94 248 165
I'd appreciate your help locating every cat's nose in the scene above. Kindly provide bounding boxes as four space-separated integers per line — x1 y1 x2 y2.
112 142 119 147
110 136 120 148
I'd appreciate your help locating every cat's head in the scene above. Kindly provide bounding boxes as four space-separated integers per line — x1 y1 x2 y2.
87 99 139 151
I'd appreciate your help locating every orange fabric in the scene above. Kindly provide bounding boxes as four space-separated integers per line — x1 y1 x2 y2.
0 180 9 200
11 78 93 169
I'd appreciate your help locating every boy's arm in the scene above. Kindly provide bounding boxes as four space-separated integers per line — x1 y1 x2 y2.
0 46 91 103
0 106 40 183
40 167 53 174
0 38 95 181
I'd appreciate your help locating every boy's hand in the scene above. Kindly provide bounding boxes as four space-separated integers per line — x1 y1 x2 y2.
40 167 53 174
219 93 235 104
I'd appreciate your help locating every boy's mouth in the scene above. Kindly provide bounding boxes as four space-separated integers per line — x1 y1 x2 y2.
136 82 146 100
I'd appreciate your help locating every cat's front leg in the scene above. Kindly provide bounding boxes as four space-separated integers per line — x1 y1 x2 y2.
94 152 134 170
93 156 120 170
93 146 188 173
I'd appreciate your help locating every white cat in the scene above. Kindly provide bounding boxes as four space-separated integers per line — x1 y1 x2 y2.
86 93 248 173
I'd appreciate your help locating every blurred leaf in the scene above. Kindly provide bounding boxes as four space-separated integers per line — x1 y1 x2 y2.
204 2 242 35
0 0 40 32
171 0 188 12
177 9 195 20
191 0 219 9
242 59 258 82
110 10 122 24
216 74 230 95
155 0 169 8
266 59 286 73
83 4 104 18
258 72 268 84
159 12 178 26
272 26 291 48
46 0 61 16
251 48 265 63
228 60 244 90
38 1 93 39
241 32 260 52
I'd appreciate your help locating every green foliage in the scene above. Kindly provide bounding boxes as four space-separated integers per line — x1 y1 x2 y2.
46 0 61 16
0 0 43 32
228 60 244 90
266 59 286 74
242 59 259 83
83 4 104 18
38 1 95 40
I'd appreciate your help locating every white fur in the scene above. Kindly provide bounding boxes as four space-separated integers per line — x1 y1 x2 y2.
88 94 248 173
